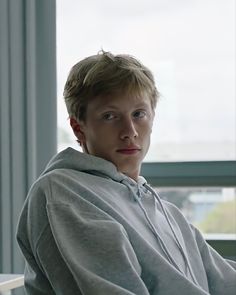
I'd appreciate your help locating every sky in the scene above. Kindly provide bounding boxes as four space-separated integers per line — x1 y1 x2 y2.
56 0 235 161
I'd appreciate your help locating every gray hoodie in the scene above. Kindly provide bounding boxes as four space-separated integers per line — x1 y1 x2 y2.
17 148 236 295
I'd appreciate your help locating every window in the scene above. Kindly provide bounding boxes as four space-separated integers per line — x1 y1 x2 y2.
56 0 236 238
57 0 235 162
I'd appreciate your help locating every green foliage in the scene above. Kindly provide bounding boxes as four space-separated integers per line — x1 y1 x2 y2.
197 199 236 234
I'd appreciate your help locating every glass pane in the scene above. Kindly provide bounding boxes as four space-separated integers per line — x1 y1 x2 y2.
156 187 236 237
57 0 236 161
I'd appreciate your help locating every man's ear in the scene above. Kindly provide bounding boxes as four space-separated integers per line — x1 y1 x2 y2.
70 117 85 143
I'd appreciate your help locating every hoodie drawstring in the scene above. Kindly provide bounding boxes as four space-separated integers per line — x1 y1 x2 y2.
122 178 199 287
143 183 199 286
134 186 188 273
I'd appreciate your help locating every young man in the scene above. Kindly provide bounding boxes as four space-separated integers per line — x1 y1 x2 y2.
17 51 236 295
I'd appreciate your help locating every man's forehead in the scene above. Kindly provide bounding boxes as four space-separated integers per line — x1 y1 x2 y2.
89 93 152 110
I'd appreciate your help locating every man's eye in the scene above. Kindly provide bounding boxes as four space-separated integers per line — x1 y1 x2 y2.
133 110 146 118
102 113 116 120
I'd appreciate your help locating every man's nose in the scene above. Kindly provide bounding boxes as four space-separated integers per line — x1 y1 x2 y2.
119 118 138 140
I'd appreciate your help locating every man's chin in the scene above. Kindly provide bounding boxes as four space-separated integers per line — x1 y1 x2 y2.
116 162 141 177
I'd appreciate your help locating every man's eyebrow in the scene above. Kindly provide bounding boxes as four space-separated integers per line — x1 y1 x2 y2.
96 105 120 111
134 102 150 108
94 101 151 112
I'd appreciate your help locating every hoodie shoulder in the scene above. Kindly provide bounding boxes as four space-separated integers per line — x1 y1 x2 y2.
41 148 125 183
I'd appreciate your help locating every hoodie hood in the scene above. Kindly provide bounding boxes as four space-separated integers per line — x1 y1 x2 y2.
42 147 147 186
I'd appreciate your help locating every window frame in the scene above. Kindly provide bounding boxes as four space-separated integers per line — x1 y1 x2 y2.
141 161 236 187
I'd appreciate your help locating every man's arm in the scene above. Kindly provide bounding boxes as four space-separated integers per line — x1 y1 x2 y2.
16 176 150 294
193 226 236 295
42 202 149 295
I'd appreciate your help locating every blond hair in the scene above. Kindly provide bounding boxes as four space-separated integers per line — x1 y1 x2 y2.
64 51 159 121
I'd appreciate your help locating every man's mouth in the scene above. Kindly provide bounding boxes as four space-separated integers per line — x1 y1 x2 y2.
116 147 141 155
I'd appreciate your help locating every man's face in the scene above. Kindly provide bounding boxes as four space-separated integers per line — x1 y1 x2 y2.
76 92 154 180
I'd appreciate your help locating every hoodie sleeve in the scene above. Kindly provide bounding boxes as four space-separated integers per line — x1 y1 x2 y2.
192 226 236 295
17 179 151 295
17 178 149 294
43 201 150 295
